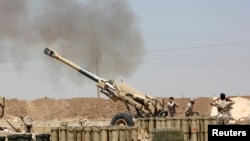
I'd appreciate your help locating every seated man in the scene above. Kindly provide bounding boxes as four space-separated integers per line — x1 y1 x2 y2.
184 98 195 117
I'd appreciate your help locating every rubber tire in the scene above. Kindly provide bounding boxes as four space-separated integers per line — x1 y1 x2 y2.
23 116 34 126
192 112 199 116
157 110 168 117
111 113 134 126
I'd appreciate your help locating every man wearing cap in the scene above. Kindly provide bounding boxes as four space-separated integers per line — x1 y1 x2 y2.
210 93 235 125
184 98 195 117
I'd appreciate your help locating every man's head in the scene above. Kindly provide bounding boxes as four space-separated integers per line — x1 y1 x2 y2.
169 97 174 102
220 93 226 100
190 98 195 104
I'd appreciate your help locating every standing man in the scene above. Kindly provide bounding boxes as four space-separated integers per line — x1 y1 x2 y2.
184 98 195 117
210 93 235 125
167 97 179 117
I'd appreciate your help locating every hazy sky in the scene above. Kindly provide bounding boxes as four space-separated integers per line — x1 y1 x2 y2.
1 0 250 100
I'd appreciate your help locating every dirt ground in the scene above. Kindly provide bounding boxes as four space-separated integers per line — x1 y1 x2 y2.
1 96 249 129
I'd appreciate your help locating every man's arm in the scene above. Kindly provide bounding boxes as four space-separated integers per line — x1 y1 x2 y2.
184 103 190 112
174 102 179 107
210 98 219 106
226 97 235 105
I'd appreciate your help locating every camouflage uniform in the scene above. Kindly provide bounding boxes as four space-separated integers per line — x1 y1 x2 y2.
211 99 235 125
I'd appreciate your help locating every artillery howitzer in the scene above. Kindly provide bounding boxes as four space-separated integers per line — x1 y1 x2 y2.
44 48 167 126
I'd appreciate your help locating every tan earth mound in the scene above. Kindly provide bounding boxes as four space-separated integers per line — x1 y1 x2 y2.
1 96 249 129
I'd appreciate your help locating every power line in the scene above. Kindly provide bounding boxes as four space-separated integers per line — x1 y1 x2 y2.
146 54 250 58
0 59 248 72
146 41 250 52
142 62 250 69
0 65 48 72
1 60 249 72
0 40 249 71
0 57 44 63
144 26 250 40
1 51 250 71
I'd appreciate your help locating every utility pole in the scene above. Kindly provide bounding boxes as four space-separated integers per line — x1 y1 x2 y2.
96 56 100 98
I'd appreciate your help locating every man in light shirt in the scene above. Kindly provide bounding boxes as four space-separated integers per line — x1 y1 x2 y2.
167 97 179 117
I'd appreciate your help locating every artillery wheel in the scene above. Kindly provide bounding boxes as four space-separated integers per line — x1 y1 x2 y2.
111 113 134 126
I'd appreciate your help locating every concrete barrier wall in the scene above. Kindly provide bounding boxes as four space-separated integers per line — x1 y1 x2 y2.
136 116 217 141
49 116 218 141
51 125 139 141
2 117 249 141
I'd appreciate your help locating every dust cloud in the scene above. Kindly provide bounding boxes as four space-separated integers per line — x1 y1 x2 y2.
0 0 144 86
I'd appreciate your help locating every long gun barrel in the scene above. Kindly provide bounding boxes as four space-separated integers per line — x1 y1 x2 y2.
44 48 100 83
44 48 116 100
44 47 166 118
